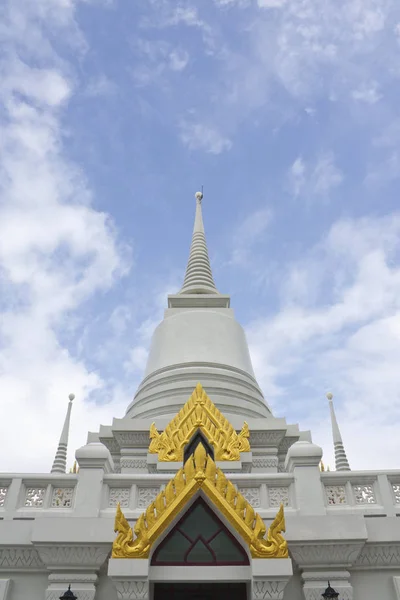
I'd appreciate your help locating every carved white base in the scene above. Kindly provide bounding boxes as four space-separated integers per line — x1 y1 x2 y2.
302 571 353 600
46 572 98 600
37 545 110 570
252 579 288 600
113 580 149 600
252 558 293 600
108 558 149 600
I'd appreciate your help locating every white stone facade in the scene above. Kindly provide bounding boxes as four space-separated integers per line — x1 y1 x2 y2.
1 445 400 600
1 197 400 600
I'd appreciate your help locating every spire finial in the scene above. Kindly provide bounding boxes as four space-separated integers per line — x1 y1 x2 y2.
51 393 75 474
179 190 219 295
327 392 350 472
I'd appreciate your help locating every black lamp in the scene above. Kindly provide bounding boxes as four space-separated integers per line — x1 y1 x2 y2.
322 582 339 599
59 585 77 600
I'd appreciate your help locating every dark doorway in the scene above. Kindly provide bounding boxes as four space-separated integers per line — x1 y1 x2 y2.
184 430 214 463
154 582 247 600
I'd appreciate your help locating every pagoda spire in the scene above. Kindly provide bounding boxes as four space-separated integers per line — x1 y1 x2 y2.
179 191 219 295
327 393 350 471
51 393 75 474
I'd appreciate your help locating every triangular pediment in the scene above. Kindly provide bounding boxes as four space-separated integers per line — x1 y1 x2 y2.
112 444 288 560
151 497 249 566
148 383 250 461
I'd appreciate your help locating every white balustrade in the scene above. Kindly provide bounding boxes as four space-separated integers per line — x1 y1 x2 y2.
1 470 399 518
322 472 400 515
0 475 78 516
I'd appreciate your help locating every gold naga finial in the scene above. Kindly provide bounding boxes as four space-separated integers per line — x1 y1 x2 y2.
112 443 288 560
113 503 150 559
148 383 251 462
251 503 288 559
320 460 325 472
69 460 79 474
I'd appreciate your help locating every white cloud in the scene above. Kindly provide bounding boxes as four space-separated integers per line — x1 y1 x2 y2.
247 213 400 469
231 207 273 266
109 305 134 336
125 347 149 373
169 49 189 71
313 155 344 195
365 152 400 187
0 0 131 472
142 4 218 55
2 59 71 107
352 82 382 104
258 0 287 7
215 0 250 5
131 39 190 86
180 121 232 154
374 119 400 148
137 0 400 155
85 74 117 97
210 0 398 122
290 157 306 196
289 153 343 199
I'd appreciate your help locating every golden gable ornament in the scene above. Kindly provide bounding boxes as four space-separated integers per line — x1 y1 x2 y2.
148 383 250 462
112 443 288 560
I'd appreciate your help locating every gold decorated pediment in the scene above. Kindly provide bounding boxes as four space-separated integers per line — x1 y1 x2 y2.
112 443 288 560
148 383 250 461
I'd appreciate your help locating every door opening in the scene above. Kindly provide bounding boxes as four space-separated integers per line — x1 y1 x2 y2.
153 582 247 600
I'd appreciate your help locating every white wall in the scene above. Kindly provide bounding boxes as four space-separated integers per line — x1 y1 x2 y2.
96 573 117 600
351 570 400 600
7 573 47 600
283 572 304 600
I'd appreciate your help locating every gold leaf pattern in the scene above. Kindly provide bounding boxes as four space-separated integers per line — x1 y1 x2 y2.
148 383 250 461
112 444 288 559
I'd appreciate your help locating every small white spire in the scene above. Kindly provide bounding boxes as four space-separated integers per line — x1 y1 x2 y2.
327 393 350 471
51 393 75 474
179 191 219 295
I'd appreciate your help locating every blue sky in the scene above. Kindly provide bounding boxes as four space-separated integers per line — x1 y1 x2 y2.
1 0 400 472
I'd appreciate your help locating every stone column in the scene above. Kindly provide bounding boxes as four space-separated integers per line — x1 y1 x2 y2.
108 559 149 600
285 441 325 515
74 442 114 517
290 538 365 600
302 571 353 600
37 544 110 600
112 431 150 474
252 558 293 600
45 573 98 600
0 580 11 600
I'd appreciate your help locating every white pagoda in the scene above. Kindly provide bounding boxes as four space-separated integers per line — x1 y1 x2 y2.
1 193 400 600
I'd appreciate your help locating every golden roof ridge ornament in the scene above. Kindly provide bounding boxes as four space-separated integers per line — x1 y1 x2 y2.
149 383 250 461
112 443 288 559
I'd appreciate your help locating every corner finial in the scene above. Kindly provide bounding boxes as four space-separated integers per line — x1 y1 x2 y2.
327 391 350 472
51 393 75 475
